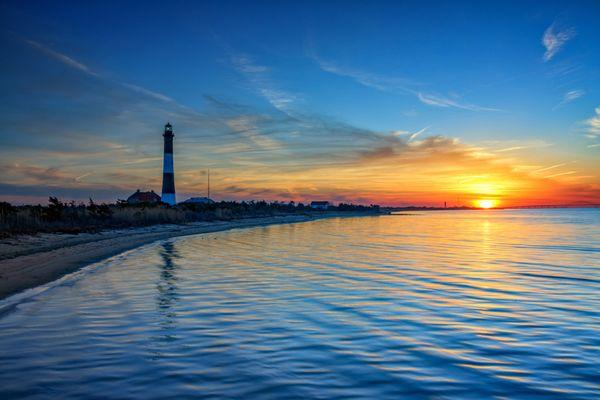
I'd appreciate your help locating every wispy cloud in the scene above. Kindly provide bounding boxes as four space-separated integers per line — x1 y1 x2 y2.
583 106 600 148
492 140 554 154
416 92 500 112
542 23 576 62
544 170 576 179
3 163 69 183
230 54 300 116
309 50 498 112
562 89 585 102
224 115 281 151
409 126 429 142
23 37 179 107
74 172 94 182
553 89 585 109
496 146 527 153
545 60 582 79
121 83 174 103
533 162 571 174
311 53 414 92
24 39 98 76
584 107 600 136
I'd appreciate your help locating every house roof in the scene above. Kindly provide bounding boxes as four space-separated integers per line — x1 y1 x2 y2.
127 190 161 203
182 197 214 203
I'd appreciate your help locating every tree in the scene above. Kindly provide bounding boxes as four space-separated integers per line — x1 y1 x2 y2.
87 198 113 220
0 202 15 224
44 197 65 222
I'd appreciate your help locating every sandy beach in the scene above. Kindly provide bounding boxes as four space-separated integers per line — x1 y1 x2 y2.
0 213 362 300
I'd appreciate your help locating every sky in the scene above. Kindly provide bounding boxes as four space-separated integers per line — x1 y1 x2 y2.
0 0 599 207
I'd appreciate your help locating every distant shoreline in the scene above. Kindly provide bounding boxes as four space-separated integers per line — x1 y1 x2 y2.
385 205 600 212
0 212 380 301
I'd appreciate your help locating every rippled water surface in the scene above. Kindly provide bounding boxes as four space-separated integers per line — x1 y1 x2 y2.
1 209 599 399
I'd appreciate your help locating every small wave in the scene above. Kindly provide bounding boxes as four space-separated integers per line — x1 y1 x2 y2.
515 272 600 284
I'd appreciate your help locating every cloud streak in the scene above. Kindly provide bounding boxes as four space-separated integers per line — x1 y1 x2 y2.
310 51 499 112
532 162 570 174
23 37 181 108
584 107 600 137
311 54 413 92
409 127 429 142
583 106 600 149
416 92 500 112
230 54 300 116
121 83 174 103
554 89 585 109
24 39 98 76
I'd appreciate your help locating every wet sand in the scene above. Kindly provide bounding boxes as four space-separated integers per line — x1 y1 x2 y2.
0 213 363 300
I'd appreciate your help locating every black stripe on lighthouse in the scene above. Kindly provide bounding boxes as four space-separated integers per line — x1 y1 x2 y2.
162 173 175 191
161 123 176 205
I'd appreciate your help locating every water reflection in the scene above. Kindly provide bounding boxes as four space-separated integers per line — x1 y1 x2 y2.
155 241 180 342
0 209 597 399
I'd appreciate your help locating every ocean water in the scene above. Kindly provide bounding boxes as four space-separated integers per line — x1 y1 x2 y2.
0 209 598 399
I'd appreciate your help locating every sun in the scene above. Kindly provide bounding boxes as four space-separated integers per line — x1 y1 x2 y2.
474 199 497 209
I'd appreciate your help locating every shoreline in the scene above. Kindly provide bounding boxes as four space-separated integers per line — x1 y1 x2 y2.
0 212 379 300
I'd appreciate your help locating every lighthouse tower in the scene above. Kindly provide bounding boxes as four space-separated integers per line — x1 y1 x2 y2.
161 122 176 205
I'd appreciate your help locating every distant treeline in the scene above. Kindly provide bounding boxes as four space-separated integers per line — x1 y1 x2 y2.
0 197 380 237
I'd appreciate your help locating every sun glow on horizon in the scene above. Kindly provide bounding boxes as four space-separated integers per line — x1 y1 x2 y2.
474 199 498 209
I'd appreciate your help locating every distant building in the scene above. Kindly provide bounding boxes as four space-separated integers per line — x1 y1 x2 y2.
127 189 161 204
310 201 330 210
182 197 214 205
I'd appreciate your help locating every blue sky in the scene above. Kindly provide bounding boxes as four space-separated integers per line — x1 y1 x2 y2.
0 1 599 205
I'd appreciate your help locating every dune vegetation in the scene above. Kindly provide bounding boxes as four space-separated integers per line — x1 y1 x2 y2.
0 197 380 237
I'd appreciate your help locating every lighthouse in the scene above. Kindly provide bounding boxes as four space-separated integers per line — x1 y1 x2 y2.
161 122 176 205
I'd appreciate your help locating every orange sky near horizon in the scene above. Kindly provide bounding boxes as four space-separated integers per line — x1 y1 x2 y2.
4 130 596 208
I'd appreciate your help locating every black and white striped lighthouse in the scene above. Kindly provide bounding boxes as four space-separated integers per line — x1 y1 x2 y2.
161 122 176 205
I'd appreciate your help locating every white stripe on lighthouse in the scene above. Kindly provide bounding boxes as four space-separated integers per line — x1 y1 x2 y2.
161 193 176 205
163 153 174 173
